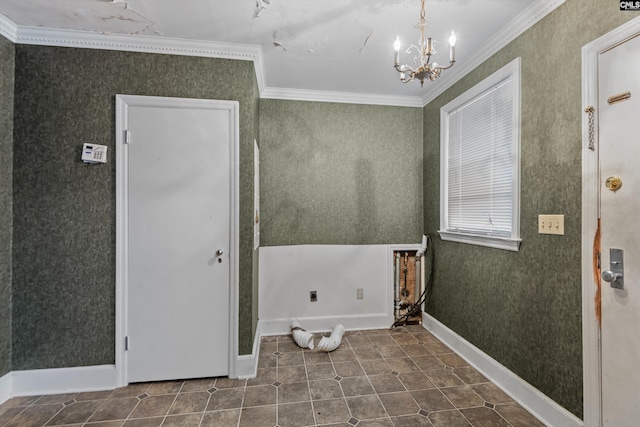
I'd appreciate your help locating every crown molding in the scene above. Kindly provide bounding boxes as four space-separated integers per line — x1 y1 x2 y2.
262 87 423 108
6 22 266 94
13 25 261 61
1 0 565 108
0 12 17 41
420 0 566 106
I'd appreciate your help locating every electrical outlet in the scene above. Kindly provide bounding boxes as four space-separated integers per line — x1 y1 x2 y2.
356 288 364 300
538 214 564 235
310 290 317 302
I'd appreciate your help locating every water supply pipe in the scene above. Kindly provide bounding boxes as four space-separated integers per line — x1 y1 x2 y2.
414 235 428 304
394 252 401 318
414 255 421 304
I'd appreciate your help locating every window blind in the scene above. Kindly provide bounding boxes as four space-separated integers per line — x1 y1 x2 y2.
446 77 513 237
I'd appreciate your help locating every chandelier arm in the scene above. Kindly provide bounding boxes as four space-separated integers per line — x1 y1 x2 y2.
435 60 456 71
395 64 417 73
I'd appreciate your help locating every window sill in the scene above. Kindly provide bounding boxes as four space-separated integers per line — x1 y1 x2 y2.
437 230 521 252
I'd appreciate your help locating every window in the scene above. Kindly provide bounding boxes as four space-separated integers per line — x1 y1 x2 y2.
439 58 521 251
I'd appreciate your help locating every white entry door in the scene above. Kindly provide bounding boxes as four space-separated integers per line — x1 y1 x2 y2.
117 95 236 383
598 34 640 426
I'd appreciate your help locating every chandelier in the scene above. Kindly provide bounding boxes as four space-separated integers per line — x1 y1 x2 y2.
393 0 456 87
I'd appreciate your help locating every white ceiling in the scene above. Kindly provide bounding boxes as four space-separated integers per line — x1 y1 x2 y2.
0 0 561 105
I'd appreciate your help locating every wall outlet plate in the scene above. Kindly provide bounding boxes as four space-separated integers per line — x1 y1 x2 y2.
356 288 364 300
310 290 317 302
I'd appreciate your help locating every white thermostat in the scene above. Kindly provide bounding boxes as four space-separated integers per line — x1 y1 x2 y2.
82 143 108 164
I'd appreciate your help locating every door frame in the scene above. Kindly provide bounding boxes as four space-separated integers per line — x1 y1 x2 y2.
114 94 240 387
581 16 640 427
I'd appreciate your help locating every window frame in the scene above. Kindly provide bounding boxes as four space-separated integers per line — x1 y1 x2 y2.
438 57 521 252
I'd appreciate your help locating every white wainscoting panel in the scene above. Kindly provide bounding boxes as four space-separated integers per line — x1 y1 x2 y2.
259 245 395 334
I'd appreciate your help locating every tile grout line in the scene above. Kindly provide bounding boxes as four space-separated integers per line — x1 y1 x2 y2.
402 333 462 423
392 328 442 422
42 393 81 427
424 333 516 427
198 379 211 427
386 329 423 423
121 384 152 425
351 333 394 425
331 346 352 426
410 328 518 427
160 382 182 426
301 346 318 427
365 367 395 422
4 399 38 426
335 339 365 426
379 329 419 423
275 338 280 427
237 372 248 427
414 328 474 424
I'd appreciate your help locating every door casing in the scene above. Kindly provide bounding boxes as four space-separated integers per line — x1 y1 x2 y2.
581 15 640 427
115 94 240 386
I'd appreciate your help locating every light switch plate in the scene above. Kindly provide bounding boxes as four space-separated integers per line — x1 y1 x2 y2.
538 214 564 235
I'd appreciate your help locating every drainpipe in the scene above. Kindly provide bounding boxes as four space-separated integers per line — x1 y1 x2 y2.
317 324 345 352
290 319 314 350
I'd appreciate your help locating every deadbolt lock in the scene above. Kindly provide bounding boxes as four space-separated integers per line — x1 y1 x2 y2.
605 176 622 192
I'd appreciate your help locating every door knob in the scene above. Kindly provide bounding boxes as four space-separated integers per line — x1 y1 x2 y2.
216 249 224 256
602 270 622 283
603 248 624 289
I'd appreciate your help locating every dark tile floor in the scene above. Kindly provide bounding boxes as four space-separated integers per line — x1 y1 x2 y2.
0 326 545 426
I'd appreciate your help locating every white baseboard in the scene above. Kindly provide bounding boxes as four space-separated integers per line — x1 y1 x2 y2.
0 323 264 404
0 371 11 403
9 365 117 399
422 313 583 427
260 313 394 336
233 320 262 379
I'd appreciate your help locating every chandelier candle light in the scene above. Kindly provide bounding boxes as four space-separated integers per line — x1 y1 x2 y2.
393 0 456 86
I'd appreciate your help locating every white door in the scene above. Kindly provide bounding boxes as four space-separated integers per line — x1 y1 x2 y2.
598 33 640 426
119 95 233 383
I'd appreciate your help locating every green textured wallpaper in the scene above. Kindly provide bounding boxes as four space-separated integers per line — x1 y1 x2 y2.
422 0 634 418
260 99 423 246
11 45 258 370
0 34 14 377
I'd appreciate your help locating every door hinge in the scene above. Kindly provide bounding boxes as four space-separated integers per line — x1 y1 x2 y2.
124 130 132 145
125 336 129 351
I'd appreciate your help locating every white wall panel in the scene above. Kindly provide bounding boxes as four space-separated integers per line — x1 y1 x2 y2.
259 245 396 334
